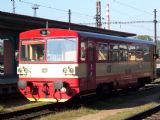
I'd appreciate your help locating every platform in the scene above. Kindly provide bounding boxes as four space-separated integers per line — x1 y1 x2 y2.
0 77 18 94
0 77 17 85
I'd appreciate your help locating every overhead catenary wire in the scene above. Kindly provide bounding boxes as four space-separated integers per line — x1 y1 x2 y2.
79 20 160 35
99 0 155 34
19 0 95 19
79 20 160 25
112 0 153 16
17 0 159 36
100 0 153 24
19 0 155 25
20 0 67 12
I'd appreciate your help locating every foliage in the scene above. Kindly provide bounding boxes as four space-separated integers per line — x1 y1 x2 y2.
134 35 160 53
135 35 153 41
0 47 3 55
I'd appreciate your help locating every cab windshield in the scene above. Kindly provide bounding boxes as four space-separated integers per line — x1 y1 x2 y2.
20 38 77 62
20 40 45 62
46 38 77 62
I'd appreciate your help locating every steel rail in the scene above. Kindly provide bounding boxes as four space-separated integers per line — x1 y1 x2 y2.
0 103 55 120
125 105 160 120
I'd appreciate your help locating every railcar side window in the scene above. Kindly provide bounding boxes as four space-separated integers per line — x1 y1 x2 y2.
109 44 119 62
136 46 143 61
97 43 108 61
119 44 128 61
20 40 44 62
143 46 150 61
80 42 86 61
128 45 136 61
46 38 76 62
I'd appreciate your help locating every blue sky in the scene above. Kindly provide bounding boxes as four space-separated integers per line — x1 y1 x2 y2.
1 0 160 39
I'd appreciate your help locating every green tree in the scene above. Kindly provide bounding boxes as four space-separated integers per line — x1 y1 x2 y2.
135 35 153 41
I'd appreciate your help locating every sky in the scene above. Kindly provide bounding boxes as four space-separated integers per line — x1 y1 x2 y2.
0 0 160 39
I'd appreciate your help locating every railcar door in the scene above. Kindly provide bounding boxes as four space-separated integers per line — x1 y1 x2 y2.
87 41 96 90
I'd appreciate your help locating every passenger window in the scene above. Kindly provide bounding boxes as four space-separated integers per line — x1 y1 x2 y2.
136 46 143 61
80 42 86 61
109 44 119 62
128 45 136 61
97 43 108 61
143 46 150 61
119 44 128 61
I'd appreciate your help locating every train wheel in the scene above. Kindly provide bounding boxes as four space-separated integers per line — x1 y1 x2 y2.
96 85 104 98
96 84 112 99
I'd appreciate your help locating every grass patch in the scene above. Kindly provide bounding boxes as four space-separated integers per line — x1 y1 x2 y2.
37 107 97 120
0 105 4 112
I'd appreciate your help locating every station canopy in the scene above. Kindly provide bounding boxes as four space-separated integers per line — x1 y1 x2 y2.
0 11 136 37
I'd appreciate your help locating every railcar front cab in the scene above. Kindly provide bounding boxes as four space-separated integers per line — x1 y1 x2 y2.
17 29 80 102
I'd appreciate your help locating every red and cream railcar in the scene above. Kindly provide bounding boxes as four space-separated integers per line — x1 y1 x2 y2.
17 28 156 102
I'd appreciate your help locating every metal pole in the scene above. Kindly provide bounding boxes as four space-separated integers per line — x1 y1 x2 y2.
46 21 48 29
68 9 71 30
11 0 16 13
154 9 157 53
32 4 39 17
96 0 102 28
106 3 110 29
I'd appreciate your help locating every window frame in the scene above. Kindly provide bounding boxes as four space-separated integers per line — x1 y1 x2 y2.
135 45 144 61
128 45 136 62
119 44 128 62
96 42 108 62
109 43 119 62
80 41 87 62
46 37 78 62
20 39 45 62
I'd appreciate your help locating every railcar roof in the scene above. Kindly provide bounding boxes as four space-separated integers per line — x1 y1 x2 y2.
78 31 155 45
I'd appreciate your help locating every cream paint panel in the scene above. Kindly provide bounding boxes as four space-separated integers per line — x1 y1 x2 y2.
18 63 87 78
96 62 152 76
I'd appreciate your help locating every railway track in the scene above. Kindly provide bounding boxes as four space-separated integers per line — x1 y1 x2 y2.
0 103 58 120
0 96 82 120
0 82 160 120
125 105 160 120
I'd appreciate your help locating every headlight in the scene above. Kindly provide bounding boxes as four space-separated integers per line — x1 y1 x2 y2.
69 68 74 73
17 68 22 73
63 68 67 73
18 80 27 90
60 87 67 93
